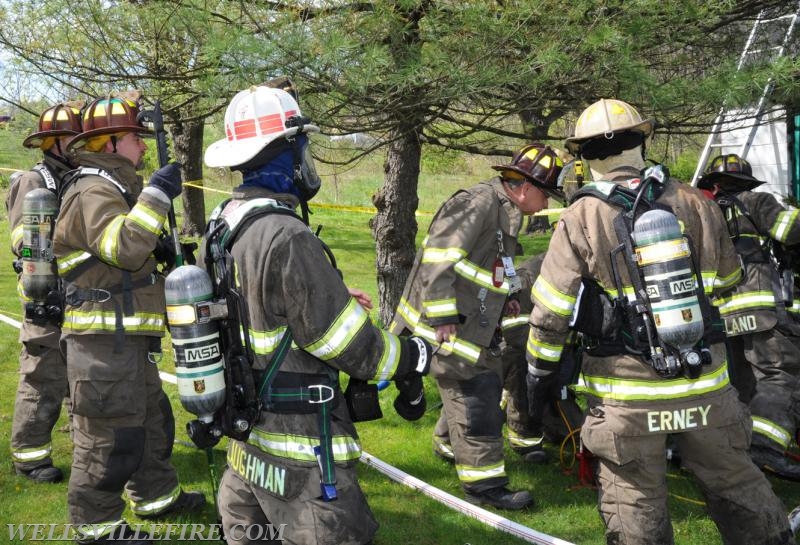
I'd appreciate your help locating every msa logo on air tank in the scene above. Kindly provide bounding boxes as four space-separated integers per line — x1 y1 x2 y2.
670 278 695 295
185 344 221 363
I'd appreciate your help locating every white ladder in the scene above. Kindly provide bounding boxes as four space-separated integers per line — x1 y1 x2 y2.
691 3 800 185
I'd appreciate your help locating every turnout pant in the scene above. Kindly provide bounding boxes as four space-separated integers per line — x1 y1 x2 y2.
66 335 180 530
434 368 508 494
581 389 793 545
11 321 68 471
740 329 800 452
218 462 378 545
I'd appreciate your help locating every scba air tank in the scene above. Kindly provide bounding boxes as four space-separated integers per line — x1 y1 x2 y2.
21 188 58 301
632 209 705 370
165 264 226 423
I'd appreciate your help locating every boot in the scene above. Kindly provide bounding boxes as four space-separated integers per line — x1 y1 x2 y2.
465 487 533 510
519 445 548 464
788 504 800 536
138 490 206 520
16 464 63 483
78 523 152 544
751 446 800 482
432 438 455 464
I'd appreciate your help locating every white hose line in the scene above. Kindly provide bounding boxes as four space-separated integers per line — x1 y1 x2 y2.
0 312 572 544
359 451 575 545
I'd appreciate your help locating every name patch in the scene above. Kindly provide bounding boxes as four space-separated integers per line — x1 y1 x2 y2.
647 405 711 432
227 441 287 496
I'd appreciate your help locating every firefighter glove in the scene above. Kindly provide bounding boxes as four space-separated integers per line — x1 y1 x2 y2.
153 234 176 269
394 336 433 421
148 162 183 200
526 369 558 429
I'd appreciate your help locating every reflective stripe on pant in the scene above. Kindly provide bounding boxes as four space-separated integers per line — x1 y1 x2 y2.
436 371 507 493
11 336 68 471
742 329 800 451
582 391 793 545
66 335 180 526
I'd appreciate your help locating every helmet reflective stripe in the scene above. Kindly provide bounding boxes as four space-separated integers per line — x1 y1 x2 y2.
229 109 297 141
456 461 505 483
371 330 402 381
526 334 563 363
752 416 792 449
770 209 800 242
63 310 164 332
531 276 576 317
577 364 729 401
304 298 368 360
11 443 52 462
247 429 361 462
130 485 181 516
715 291 776 314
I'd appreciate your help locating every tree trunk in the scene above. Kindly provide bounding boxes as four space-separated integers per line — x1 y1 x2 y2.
371 131 421 327
170 118 206 237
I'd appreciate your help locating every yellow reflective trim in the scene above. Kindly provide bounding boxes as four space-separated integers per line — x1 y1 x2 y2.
455 461 506 482
74 520 126 540
57 250 92 274
99 215 125 264
423 298 458 318
531 276 576 317
247 429 362 462
128 202 166 235
396 297 482 364
11 224 23 248
526 330 563 362
506 429 543 448
454 258 509 294
752 416 791 449
249 326 290 356
130 484 181 515
501 314 529 331
304 298 368 360
713 267 742 291
372 330 402 381
63 310 165 333
716 291 775 314
770 210 799 242
11 443 52 462
422 246 467 264
576 364 729 401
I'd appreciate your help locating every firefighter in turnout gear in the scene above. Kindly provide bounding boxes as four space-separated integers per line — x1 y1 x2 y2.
390 143 563 510
526 98 793 544
6 101 82 483
698 153 800 481
203 84 433 545
53 93 204 545
500 253 584 462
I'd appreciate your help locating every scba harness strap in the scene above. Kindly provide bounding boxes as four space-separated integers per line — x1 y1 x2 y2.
207 197 340 501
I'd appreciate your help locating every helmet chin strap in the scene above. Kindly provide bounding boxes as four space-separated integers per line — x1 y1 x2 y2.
589 147 646 181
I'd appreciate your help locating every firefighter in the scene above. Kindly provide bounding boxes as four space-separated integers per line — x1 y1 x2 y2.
698 153 800 480
202 84 433 545
390 143 563 510
6 101 82 483
53 93 204 545
500 253 584 463
526 98 793 544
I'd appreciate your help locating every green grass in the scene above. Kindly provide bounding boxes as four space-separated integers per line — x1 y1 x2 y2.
0 125 799 544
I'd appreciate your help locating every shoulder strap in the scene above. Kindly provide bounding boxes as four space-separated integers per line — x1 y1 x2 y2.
58 166 134 208
32 164 58 192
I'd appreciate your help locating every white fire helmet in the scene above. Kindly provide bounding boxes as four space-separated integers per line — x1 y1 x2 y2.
205 86 319 169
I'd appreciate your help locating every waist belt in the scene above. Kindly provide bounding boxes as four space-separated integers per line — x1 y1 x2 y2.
258 368 340 502
64 272 157 353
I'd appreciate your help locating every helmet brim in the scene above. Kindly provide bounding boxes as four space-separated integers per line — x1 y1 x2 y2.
204 124 319 169
23 130 80 149
564 119 655 155
66 125 153 152
696 171 765 191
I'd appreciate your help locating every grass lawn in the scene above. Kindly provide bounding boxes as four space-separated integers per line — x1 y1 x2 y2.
0 128 798 544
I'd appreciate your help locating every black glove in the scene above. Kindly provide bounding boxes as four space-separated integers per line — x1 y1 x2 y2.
394 337 433 421
153 234 176 269
148 162 183 200
526 370 558 430
181 241 198 265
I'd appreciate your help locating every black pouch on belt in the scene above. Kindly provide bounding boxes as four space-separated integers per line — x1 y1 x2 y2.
344 378 383 422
